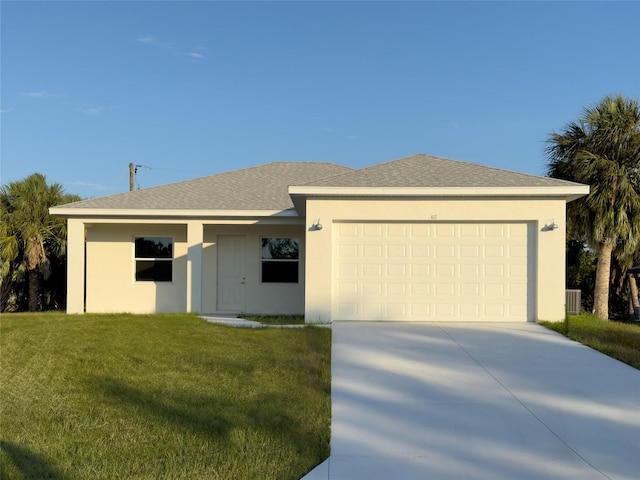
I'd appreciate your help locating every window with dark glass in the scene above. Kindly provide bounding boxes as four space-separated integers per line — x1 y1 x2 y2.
261 238 299 283
134 237 173 282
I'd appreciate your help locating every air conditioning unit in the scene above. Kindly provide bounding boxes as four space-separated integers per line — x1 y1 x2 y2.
566 289 581 315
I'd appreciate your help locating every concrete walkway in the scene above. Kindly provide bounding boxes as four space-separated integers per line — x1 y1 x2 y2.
304 322 640 480
200 314 265 328
200 314 307 329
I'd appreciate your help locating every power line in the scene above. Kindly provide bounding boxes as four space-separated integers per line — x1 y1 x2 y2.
129 163 150 191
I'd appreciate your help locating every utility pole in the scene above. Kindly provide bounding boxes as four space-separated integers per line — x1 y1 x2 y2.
129 163 135 191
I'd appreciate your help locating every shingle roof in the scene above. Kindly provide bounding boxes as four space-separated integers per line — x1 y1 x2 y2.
59 162 354 211
54 154 587 216
303 154 583 188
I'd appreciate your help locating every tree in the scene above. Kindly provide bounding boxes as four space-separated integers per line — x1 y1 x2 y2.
0 173 80 311
546 94 640 320
566 239 597 312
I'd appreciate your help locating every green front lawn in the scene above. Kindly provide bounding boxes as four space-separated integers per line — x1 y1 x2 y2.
541 313 640 369
0 313 331 480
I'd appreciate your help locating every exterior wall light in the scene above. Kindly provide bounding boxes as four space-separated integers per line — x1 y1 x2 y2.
312 219 323 231
544 219 559 231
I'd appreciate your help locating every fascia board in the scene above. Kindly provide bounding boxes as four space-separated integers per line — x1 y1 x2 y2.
288 185 590 201
48 207 299 218
77 217 305 226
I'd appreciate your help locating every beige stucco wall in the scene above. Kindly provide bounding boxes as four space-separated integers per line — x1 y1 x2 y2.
68 220 305 315
304 196 568 323
65 196 568 320
66 218 86 314
85 224 188 313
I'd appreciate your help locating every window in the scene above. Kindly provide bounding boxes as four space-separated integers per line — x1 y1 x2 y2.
261 238 299 283
134 237 173 282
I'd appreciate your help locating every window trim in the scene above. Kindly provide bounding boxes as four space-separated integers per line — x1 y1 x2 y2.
133 236 174 283
260 237 300 284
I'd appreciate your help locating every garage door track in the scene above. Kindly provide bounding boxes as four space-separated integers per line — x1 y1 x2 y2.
304 322 640 480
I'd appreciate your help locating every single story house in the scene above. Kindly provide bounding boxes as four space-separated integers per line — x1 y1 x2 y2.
51 154 589 323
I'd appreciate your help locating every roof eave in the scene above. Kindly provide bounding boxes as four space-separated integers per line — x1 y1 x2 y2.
289 185 589 198
48 207 300 219
288 185 590 215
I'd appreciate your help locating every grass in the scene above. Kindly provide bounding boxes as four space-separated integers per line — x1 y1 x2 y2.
241 315 306 325
0 313 331 480
540 313 640 369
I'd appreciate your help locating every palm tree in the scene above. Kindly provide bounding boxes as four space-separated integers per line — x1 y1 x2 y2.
0 173 80 311
546 94 640 320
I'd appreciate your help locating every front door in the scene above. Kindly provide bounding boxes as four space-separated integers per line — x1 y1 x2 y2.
217 236 246 312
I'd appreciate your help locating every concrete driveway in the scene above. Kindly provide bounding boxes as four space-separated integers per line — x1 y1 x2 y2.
304 322 640 480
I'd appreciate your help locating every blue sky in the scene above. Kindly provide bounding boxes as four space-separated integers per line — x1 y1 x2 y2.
2 1 639 198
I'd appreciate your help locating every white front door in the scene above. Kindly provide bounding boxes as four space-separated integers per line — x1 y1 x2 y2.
217 236 246 312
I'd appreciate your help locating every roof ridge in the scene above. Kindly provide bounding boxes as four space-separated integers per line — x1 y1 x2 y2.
369 153 567 181
297 154 426 186
300 153 587 188
297 165 359 186
421 154 578 184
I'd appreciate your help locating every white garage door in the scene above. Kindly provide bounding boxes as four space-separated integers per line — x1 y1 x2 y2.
333 222 530 321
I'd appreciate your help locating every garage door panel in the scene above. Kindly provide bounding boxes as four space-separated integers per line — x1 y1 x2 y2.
435 303 456 316
485 224 505 236
436 224 456 236
460 304 480 316
387 264 407 276
411 264 430 276
485 264 504 276
363 224 383 236
387 283 406 295
411 283 430 295
485 283 504 296
485 245 504 257
460 224 481 237
460 283 480 296
388 224 407 236
435 283 456 296
460 245 480 257
510 247 529 258
338 282 358 296
436 245 455 257
364 245 382 257
436 264 455 277
485 304 505 316
388 245 406 257
411 245 430 257
387 303 406 316
362 303 382 317
334 222 530 321
411 303 431 316
363 264 382 276
337 302 357 316
509 265 527 278
510 304 527 316
509 224 528 236
460 264 479 276
363 283 382 295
